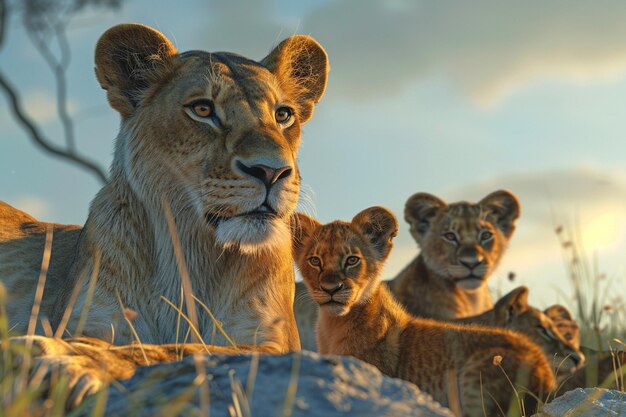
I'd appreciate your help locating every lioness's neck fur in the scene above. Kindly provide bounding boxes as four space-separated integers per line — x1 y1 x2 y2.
52 163 297 348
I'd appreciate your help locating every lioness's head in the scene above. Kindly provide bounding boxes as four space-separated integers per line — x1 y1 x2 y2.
493 287 585 374
404 190 520 290
293 207 398 316
95 23 328 254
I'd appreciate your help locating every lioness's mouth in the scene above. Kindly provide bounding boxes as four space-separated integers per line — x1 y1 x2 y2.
241 203 277 217
205 204 278 226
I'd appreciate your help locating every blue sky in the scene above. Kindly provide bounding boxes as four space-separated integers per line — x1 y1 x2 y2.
1 0 625 310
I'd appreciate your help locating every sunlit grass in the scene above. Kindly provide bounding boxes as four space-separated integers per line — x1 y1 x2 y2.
554 222 626 347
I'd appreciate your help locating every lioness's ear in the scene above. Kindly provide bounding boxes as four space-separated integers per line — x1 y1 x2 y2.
404 193 447 246
291 213 322 262
351 207 398 261
495 286 529 324
95 23 179 117
544 304 574 322
479 190 520 238
261 35 329 124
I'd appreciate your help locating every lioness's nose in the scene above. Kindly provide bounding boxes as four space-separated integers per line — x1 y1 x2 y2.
237 161 293 187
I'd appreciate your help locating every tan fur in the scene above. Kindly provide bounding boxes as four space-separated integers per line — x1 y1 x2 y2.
294 208 554 417
456 287 585 376
387 190 520 320
1 23 329 403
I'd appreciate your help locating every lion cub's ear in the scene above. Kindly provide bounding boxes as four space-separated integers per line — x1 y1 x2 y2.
544 304 574 322
95 23 179 117
351 207 398 261
292 213 322 262
494 286 529 324
479 190 520 238
261 35 329 124
404 193 447 246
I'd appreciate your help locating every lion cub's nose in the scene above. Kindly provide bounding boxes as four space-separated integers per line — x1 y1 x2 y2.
237 161 293 187
320 281 344 295
459 256 484 270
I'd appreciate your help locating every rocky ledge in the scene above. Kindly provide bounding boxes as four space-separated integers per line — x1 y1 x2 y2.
83 350 454 417
79 351 626 417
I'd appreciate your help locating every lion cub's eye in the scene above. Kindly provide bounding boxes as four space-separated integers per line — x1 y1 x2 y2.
188 99 214 118
308 256 322 268
344 256 360 268
442 232 458 243
275 106 294 126
480 230 493 242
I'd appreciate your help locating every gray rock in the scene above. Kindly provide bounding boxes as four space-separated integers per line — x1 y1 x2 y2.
535 388 626 417
87 350 454 417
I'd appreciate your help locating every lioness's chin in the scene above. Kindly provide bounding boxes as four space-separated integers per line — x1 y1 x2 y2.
215 215 290 255
455 277 486 290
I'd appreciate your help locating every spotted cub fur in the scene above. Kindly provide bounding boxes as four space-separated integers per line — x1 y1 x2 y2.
294 207 554 417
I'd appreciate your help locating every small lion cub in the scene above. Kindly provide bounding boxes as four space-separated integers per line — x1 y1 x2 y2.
293 207 555 417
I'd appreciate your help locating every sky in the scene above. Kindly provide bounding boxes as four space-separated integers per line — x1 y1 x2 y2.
1 0 625 312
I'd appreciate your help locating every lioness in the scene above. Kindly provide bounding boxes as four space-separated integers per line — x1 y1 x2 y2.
293 207 554 417
387 190 520 319
1 24 328 356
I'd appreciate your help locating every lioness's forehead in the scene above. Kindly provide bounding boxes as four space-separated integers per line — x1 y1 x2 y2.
179 51 278 92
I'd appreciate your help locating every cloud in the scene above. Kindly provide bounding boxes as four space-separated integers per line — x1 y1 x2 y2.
11 91 79 124
9 195 51 220
202 0 626 105
307 0 626 104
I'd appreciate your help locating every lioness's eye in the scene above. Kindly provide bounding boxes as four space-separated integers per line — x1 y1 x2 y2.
345 256 360 267
275 106 294 125
480 231 493 242
308 256 321 267
189 100 213 118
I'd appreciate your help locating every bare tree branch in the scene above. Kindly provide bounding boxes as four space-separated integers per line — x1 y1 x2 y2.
0 0 6 46
0 0 108 184
27 22 77 152
0 71 108 183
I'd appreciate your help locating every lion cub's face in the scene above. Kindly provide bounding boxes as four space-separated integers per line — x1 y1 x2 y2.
404 190 520 290
544 304 581 351
293 207 398 317
493 287 584 374
95 24 329 254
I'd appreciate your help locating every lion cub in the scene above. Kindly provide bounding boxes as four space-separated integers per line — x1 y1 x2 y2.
387 190 520 320
455 287 585 376
293 207 554 417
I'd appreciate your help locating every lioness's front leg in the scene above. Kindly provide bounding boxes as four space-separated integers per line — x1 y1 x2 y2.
6 335 278 409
